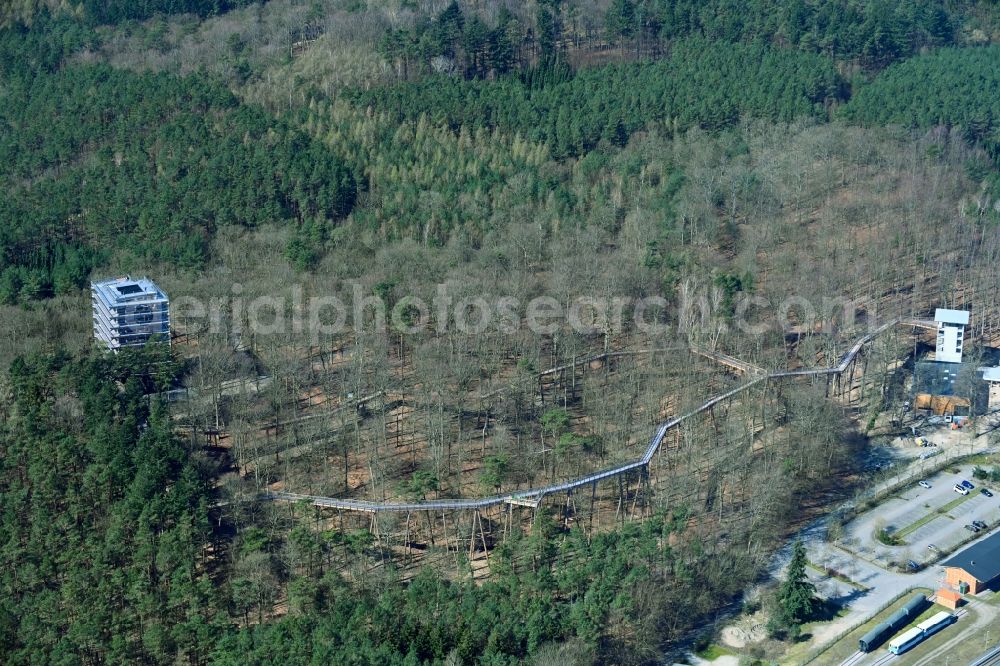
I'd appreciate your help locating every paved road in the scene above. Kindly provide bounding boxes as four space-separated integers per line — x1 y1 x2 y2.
785 512 1000 666
776 517 944 620
841 464 1000 569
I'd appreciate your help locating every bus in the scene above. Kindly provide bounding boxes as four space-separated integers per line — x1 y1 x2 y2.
916 611 955 639
887 612 956 655
888 627 925 655
858 593 927 652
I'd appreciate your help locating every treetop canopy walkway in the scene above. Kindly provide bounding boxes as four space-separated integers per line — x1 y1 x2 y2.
265 318 933 513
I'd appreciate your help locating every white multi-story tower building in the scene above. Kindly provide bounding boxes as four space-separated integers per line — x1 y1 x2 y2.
92 277 170 351
934 308 969 364
984 367 1000 412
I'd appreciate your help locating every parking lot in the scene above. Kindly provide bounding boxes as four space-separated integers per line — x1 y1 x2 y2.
840 464 1000 568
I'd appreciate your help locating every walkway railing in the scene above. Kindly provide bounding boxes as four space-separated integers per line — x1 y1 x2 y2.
265 319 933 513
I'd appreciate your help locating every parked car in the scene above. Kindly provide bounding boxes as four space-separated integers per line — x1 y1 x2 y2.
928 543 939 552
982 488 994 498
918 480 932 489
973 520 988 530
907 560 920 570
965 524 980 533
954 484 970 496
962 479 975 490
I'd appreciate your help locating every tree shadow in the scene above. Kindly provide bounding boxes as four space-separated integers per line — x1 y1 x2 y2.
810 597 847 623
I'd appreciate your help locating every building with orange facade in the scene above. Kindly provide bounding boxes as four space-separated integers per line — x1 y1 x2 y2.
941 532 1000 595
934 588 962 610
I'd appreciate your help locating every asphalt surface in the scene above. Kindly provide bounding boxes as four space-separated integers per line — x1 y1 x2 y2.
774 465 1000 666
842 465 1000 567
779 519 1000 666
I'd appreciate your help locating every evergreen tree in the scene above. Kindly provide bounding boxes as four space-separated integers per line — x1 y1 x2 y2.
536 5 557 60
606 0 637 43
771 540 819 637
487 25 515 76
434 1 464 58
462 15 488 77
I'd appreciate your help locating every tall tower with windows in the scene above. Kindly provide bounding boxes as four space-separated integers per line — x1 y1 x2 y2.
91 276 170 351
934 308 969 364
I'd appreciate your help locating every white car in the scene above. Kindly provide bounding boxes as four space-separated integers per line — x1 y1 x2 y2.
954 484 969 496
918 480 932 489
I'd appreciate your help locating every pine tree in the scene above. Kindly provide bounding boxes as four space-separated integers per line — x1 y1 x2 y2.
462 16 488 78
536 6 557 60
774 540 819 636
487 27 515 77
606 0 637 43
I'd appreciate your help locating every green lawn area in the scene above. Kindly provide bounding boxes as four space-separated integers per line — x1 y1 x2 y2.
696 643 736 660
894 492 975 541
806 588 933 666
893 511 944 540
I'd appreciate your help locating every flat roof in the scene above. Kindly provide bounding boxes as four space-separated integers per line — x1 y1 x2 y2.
941 530 1000 583
916 611 953 631
914 361 961 397
889 626 923 647
983 367 1000 382
935 308 970 325
92 276 168 306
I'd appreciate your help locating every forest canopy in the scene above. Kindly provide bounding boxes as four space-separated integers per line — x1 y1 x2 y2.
842 44 1000 162
1 0 259 28
0 40 356 303
2 1 1000 665
378 0 974 77
0 348 757 665
0 348 224 663
355 38 845 159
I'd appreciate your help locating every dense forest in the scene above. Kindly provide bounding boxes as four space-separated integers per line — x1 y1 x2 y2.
843 44 1000 164
357 38 845 158
0 19 356 302
378 0 970 75
1 0 257 27
210 513 752 665
0 348 774 664
3 0 1000 664
80 0 259 25
0 348 223 662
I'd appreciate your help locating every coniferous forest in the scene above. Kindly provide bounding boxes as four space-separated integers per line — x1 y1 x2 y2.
2 1 1000 664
